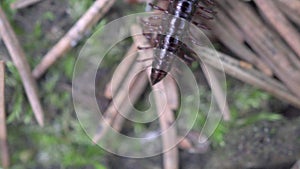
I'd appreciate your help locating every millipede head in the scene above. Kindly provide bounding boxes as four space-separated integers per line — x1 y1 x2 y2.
151 68 167 85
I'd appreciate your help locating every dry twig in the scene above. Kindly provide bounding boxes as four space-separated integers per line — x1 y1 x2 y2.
104 44 138 99
0 61 9 169
213 8 272 76
217 0 300 98
255 0 300 59
152 80 178 169
10 0 43 10
178 131 210 154
201 63 231 121
32 0 115 78
132 24 179 169
276 0 300 18
164 75 179 110
276 1 300 27
111 72 149 131
291 160 300 169
199 48 300 108
93 46 148 143
0 6 44 126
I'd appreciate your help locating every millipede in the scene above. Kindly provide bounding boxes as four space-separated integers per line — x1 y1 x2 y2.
138 0 216 85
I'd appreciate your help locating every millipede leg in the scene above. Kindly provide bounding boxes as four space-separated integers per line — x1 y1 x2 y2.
196 11 214 20
203 0 215 6
183 36 204 47
196 4 217 15
192 21 211 30
148 16 162 21
141 19 161 27
142 32 153 41
140 18 162 32
137 46 154 50
149 3 168 13
177 54 196 65
137 34 158 49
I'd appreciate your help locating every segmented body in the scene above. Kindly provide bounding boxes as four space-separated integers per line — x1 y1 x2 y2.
141 0 215 85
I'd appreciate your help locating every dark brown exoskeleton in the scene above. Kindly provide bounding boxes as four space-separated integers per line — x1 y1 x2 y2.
139 0 216 85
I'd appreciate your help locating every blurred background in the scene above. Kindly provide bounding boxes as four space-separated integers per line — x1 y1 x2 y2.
0 0 300 169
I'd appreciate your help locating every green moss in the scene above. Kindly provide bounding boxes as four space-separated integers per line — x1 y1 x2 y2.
43 11 55 21
68 0 94 19
5 62 32 124
1 0 17 18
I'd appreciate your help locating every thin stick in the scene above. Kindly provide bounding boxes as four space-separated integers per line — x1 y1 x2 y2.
32 0 115 78
0 7 44 126
153 80 178 169
199 47 300 108
291 160 300 169
112 72 148 131
164 75 179 110
10 0 42 10
178 131 210 153
132 24 179 169
213 9 272 76
217 0 300 98
276 0 300 18
255 0 300 59
93 50 147 143
214 7 244 43
201 63 231 121
276 0 300 27
0 61 9 169
104 44 138 99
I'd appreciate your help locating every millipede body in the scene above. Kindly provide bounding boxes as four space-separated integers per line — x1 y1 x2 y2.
140 0 215 85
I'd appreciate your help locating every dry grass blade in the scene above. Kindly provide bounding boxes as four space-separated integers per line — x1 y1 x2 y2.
32 0 115 78
0 7 44 126
10 0 42 10
0 61 9 169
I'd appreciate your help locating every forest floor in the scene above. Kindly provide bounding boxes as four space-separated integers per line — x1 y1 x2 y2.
0 0 299 169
